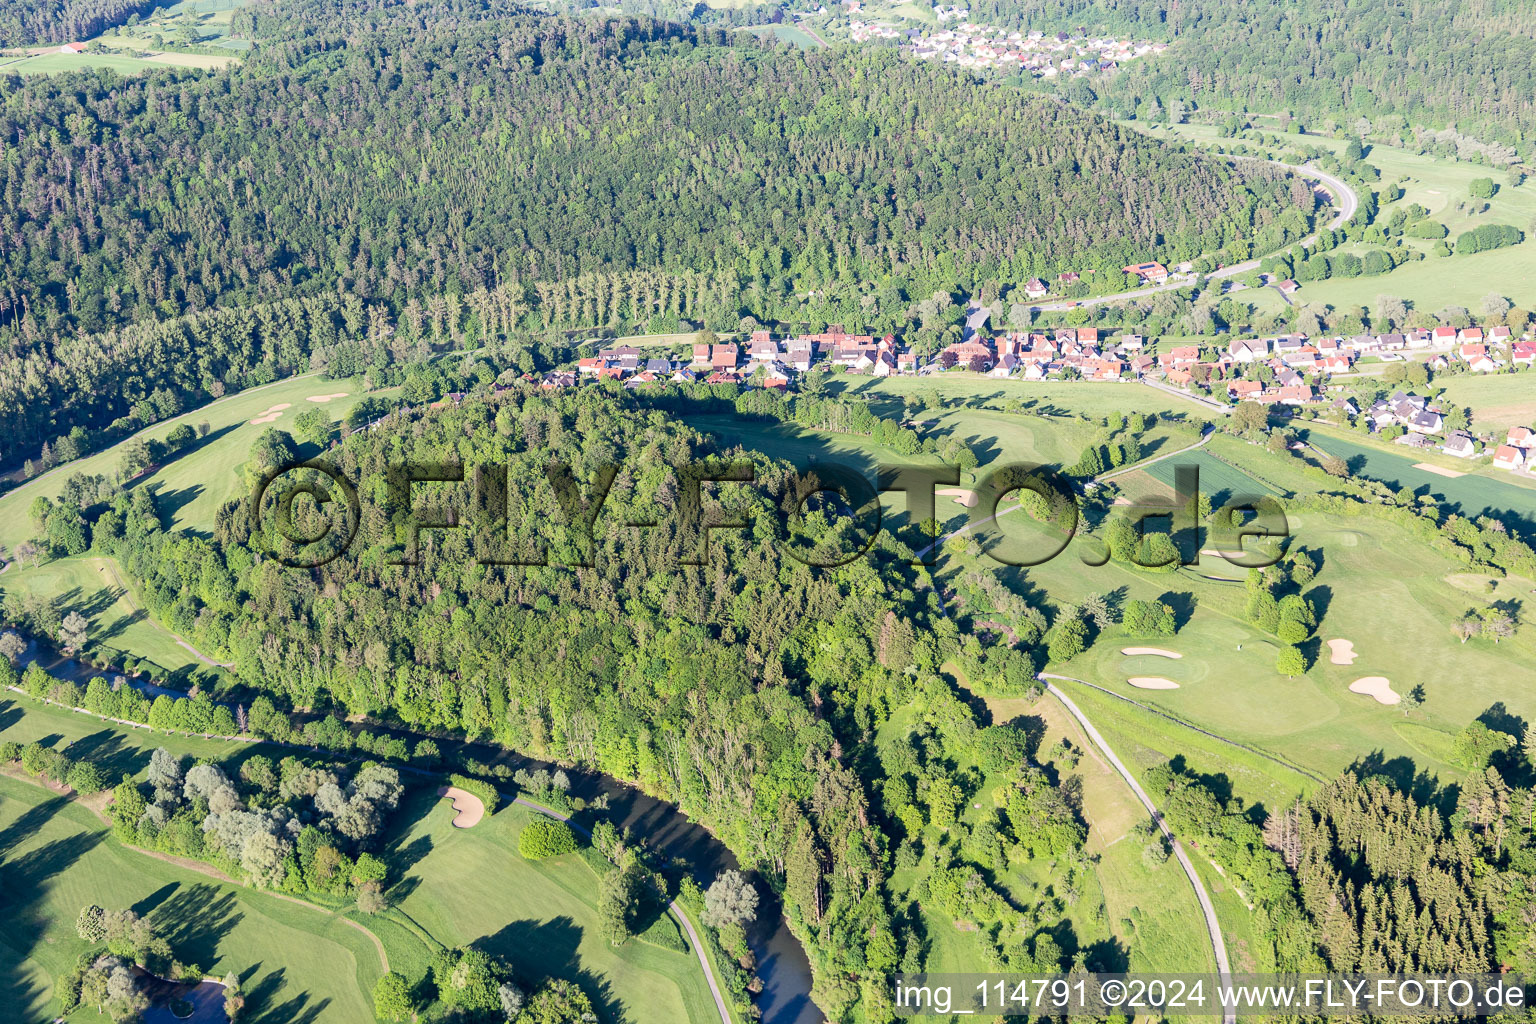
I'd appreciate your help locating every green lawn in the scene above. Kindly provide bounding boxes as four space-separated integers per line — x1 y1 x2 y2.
1134 121 1536 310
1137 449 1276 504
3 555 221 683
1016 508 1536 803
387 794 722 1024
735 23 823 47
1303 427 1536 525
1436 373 1536 438
0 774 381 1022
0 51 169 74
0 373 377 553
0 697 708 1022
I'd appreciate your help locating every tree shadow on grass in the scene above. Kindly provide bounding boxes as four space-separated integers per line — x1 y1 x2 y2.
240 965 331 1024
150 883 245 967
478 917 626 1024
65 728 147 782
0 793 72 858
1345 750 1450 814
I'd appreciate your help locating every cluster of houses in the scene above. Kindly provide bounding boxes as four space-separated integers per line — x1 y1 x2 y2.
875 19 1163 74
1495 427 1536 473
941 325 1148 381
554 328 919 391
1355 391 1535 469
538 319 1531 428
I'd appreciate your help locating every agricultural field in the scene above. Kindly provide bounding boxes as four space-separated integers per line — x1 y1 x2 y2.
1436 372 1536 438
1302 426 1536 525
734 23 823 48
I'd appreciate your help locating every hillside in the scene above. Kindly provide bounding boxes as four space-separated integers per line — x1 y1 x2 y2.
0 3 1304 465
968 0 1536 153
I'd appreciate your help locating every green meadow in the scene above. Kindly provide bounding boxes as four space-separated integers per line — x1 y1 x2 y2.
1133 121 1536 311
387 794 721 1024
1435 373 1536 438
0 773 383 1022
0 696 721 1023
0 373 376 554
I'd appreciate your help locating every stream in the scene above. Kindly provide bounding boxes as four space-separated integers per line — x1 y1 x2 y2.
13 635 823 1024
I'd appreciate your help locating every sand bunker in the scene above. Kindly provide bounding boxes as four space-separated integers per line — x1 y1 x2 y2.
1413 462 1466 479
250 402 292 425
437 785 486 828
936 487 979 508
1349 677 1400 705
307 393 350 403
1327 638 1357 665
1122 647 1182 659
1127 676 1180 689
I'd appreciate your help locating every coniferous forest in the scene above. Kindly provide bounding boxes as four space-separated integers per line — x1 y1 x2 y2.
0 1 1305 464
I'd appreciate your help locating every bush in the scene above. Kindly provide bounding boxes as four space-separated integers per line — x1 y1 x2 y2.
446 773 500 815
67 761 108 794
0 740 19 762
518 817 578 860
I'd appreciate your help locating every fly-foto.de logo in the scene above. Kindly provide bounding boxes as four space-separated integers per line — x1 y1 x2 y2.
248 459 1288 571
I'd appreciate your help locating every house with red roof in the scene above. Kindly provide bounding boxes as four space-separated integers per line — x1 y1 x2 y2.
1493 445 1525 470
1276 384 1313 405
1123 261 1169 283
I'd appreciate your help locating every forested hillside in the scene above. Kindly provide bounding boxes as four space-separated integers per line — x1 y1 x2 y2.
0 0 153 46
0 1 1303 466
973 0 1536 153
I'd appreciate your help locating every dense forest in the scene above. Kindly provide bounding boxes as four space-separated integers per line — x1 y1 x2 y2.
0 0 152 46
0 0 1304 466
13 382 1115 1019
972 0 1536 152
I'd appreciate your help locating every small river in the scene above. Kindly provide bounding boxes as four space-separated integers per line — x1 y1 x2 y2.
13 636 822 1024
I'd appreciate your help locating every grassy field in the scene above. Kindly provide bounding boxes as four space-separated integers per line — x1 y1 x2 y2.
92 0 254 52
0 696 719 1022
885 679 1216 990
0 373 375 554
1303 426 1536 525
2 555 217 682
1001 505 1536 805
387 794 722 1024
0 774 381 1022
1435 373 1536 437
1133 121 1536 311
735 23 823 47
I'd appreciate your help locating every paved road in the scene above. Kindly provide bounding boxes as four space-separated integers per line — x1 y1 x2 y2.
1031 160 1358 312
1041 679 1237 1024
511 794 736 1024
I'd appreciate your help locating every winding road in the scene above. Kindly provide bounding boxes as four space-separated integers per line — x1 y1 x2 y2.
1032 160 1358 312
1042 679 1237 1024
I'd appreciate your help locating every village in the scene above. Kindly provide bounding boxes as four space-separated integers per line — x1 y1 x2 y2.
831 4 1165 77
538 309 1536 473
